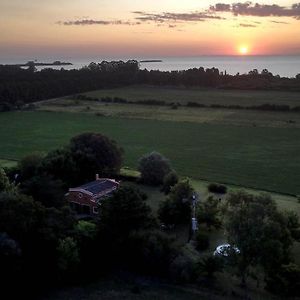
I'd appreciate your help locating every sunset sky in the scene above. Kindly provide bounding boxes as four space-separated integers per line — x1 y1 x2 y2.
1 0 300 60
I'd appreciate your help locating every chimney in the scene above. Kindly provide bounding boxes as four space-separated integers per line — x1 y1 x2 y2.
96 174 99 181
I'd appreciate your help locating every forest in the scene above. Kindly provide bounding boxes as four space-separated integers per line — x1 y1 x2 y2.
1 60 300 111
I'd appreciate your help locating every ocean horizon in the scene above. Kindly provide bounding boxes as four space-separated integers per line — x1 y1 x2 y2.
1 55 300 78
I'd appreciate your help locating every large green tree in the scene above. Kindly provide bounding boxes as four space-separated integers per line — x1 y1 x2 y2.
158 180 194 225
96 186 156 268
98 186 155 239
196 196 222 230
41 133 123 185
224 191 299 286
70 132 123 182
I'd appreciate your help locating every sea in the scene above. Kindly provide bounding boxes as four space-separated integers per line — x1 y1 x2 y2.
1 55 300 78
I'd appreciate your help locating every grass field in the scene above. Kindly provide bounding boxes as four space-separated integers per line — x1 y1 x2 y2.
0 111 300 195
83 85 300 108
38 99 300 128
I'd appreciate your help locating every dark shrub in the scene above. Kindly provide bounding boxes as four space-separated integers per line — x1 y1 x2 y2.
195 231 210 251
208 183 227 194
138 152 171 185
169 253 197 283
161 171 179 194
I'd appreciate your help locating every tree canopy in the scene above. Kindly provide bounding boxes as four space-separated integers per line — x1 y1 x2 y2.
223 191 300 287
158 180 194 225
138 151 171 185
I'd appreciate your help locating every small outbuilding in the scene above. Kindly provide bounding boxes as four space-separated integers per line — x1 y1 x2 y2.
66 174 119 217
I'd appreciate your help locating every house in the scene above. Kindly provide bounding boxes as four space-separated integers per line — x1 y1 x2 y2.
66 174 119 217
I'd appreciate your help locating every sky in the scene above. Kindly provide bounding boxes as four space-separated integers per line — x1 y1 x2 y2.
0 0 300 61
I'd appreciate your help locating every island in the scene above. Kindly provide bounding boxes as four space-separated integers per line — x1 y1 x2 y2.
139 60 163 63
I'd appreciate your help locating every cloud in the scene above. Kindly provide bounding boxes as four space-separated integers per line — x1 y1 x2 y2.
57 2 300 29
132 11 223 24
210 2 300 19
58 19 141 26
270 20 290 24
239 23 257 27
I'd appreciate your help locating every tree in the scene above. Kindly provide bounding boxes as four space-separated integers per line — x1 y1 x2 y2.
0 191 75 292
98 186 155 239
196 196 222 230
197 255 223 280
138 152 171 185
0 233 22 295
18 152 44 181
158 180 193 225
0 168 12 192
20 175 66 208
127 230 179 276
97 186 156 268
57 237 80 275
223 191 298 286
41 133 123 185
41 148 77 185
265 263 300 297
69 132 123 183
161 170 179 194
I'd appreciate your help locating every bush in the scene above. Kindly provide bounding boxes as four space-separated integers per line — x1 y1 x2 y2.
265 263 300 297
195 231 210 251
158 180 193 225
138 152 171 185
161 170 179 194
208 183 227 194
169 253 196 283
197 255 223 279
126 230 179 276
196 196 222 230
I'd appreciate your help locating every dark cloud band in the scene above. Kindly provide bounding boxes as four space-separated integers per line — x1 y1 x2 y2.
132 11 223 23
58 19 141 26
58 2 300 28
210 2 300 19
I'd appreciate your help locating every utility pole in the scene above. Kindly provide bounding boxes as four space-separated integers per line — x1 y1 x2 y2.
188 193 199 242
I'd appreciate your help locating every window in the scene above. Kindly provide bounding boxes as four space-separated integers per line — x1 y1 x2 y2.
78 193 83 198
93 207 99 214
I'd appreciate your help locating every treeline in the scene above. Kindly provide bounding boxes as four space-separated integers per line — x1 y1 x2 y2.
1 60 300 111
74 94 300 113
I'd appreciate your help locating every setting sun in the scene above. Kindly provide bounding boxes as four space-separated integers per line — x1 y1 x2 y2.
239 46 249 55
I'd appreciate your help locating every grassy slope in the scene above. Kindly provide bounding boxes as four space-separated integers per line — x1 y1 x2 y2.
0 111 299 195
84 85 300 107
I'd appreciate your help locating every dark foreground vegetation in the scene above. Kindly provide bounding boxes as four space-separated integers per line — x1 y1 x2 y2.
1 60 300 111
1 133 300 299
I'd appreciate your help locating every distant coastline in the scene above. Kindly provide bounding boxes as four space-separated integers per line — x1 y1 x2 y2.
1 61 73 67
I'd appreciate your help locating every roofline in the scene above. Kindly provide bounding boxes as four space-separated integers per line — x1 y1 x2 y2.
69 188 93 196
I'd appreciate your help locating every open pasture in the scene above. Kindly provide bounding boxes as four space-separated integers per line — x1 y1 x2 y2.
83 85 300 108
38 99 300 128
0 111 299 195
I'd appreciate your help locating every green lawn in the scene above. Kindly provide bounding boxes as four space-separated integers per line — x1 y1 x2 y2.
84 85 300 108
0 159 17 168
0 111 300 195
